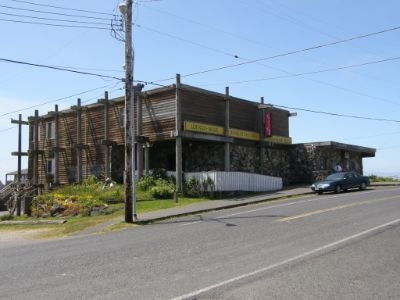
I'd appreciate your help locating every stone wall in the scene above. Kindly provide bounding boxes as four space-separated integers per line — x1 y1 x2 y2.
289 144 365 184
183 142 225 172
183 142 292 185
148 140 366 186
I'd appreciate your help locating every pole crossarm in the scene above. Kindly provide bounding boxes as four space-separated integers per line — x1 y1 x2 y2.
11 152 28 156
11 119 29 125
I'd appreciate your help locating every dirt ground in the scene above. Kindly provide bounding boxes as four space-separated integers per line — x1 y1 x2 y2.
0 228 50 242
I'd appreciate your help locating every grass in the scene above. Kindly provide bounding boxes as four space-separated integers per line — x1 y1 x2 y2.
0 196 209 239
369 175 399 182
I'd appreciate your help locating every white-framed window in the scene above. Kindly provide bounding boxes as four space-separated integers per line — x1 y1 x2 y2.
46 121 55 140
47 159 55 174
119 108 125 128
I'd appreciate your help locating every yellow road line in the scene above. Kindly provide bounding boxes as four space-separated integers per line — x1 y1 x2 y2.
278 195 400 223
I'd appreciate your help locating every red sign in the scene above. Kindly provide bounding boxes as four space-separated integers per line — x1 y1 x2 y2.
264 112 272 137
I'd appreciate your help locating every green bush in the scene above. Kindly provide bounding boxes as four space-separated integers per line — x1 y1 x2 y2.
150 179 175 199
152 168 169 180
184 176 215 198
137 174 156 191
0 214 14 221
369 174 399 182
30 176 124 217
184 177 202 198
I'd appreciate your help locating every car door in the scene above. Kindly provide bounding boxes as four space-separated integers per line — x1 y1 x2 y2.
342 172 356 189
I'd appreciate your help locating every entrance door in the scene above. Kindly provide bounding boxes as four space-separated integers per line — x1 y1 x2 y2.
111 145 124 183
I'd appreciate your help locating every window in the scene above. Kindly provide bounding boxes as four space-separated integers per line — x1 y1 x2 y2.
47 159 55 174
46 121 55 140
119 108 125 128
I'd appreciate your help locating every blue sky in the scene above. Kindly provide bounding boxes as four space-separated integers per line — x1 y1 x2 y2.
1 0 400 183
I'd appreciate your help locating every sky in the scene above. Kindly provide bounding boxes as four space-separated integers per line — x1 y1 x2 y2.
1 0 400 183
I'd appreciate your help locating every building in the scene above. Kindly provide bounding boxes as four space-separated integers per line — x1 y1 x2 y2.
26 75 375 191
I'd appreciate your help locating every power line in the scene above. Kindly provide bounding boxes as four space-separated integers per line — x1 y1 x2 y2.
0 126 16 133
0 18 110 30
222 56 400 84
0 11 112 26
133 20 399 106
141 3 273 51
0 78 165 119
135 23 241 59
0 57 123 81
8 0 114 16
153 24 400 83
0 83 120 118
0 4 113 21
274 104 400 123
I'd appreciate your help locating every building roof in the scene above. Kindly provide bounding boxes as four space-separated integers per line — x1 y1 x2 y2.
6 168 28 176
299 141 376 157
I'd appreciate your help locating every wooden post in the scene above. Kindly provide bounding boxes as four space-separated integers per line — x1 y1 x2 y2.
224 87 230 172
136 84 144 180
33 110 39 188
54 105 59 184
175 74 183 195
259 97 265 174
11 114 28 215
76 98 82 183
103 91 111 179
144 145 150 174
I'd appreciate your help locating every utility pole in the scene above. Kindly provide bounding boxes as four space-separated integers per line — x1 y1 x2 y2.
120 0 136 222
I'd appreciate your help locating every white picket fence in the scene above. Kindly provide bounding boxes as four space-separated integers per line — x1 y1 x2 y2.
167 171 282 192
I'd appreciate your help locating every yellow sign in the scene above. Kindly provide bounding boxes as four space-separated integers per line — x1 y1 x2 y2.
184 121 224 135
229 128 260 141
184 121 290 144
264 135 292 145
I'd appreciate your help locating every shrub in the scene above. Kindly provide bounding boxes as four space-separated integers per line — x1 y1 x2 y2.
184 177 202 198
152 168 169 180
184 176 215 198
30 177 116 217
82 175 99 186
99 185 124 203
369 174 399 182
137 174 156 191
150 179 175 199
0 214 14 221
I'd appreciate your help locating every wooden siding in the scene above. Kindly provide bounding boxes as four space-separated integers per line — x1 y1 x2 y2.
30 99 127 185
268 108 289 137
180 86 290 137
229 98 260 132
180 89 226 127
142 89 176 141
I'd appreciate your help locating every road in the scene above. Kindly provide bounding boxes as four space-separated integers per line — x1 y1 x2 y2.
1 187 399 299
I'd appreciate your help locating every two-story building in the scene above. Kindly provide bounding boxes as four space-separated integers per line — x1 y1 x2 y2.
27 75 375 191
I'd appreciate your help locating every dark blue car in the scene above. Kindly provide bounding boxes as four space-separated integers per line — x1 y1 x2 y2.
311 171 370 194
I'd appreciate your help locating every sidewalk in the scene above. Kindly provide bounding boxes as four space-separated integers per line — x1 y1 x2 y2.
135 185 313 224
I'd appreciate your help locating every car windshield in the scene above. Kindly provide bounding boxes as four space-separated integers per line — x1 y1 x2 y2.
326 173 345 180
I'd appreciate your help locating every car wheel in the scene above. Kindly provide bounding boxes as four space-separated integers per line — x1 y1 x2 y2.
360 182 367 190
317 191 323 195
334 185 342 193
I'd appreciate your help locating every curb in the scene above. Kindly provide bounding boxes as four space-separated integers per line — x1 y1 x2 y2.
132 190 315 225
